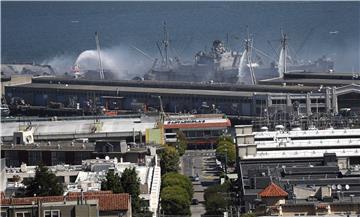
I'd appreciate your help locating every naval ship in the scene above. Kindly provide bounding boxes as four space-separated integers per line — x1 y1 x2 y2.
142 24 334 85
144 39 242 83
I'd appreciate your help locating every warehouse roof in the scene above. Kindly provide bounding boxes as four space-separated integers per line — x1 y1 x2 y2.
12 83 255 97
30 77 317 93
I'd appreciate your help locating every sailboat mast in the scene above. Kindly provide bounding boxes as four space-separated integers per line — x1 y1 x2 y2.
95 31 105 80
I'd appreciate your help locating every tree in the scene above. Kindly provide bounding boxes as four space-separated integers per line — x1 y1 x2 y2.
216 138 236 166
138 198 153 217
205 194 227 215
160 186 191 216
102 168 150 215
101 170 123 193
204 182 230 215
241 213 256 217
21 164 63 197
162 172 193 199
160 145 180 175
217 135 233 144
121 167 141 213
176 130 188 156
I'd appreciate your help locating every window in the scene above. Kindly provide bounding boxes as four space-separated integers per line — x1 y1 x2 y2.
15 212 31 217
44 210 60 217
1 211 7 217
16 136 21 145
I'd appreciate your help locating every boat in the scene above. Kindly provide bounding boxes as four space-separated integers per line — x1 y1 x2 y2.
144 38 241 83
142 25 335 84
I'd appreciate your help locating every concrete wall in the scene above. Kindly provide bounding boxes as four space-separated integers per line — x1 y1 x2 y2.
0 159 6 192
1 75 32 95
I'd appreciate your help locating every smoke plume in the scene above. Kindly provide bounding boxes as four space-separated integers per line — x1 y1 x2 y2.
42 45 152 80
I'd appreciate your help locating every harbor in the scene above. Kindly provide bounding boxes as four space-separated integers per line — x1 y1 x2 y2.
1 1 360 217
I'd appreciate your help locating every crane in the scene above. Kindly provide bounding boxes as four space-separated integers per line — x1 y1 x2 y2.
95 31 105 80
151 95 165 128
157 95 165 126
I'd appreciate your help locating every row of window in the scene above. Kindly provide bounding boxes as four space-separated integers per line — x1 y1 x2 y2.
10 89 255 105
0 210 60 217
272 99 327 105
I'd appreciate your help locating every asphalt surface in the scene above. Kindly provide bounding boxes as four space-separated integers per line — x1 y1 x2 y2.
181 150 220 217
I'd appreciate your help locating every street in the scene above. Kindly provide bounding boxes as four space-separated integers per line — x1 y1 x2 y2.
181 150 220 217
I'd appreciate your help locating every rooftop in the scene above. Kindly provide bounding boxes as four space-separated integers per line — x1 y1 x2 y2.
0 191 130 211
259 182 288 198
11 82 255 97
164 117 231 129
31 76 317 93
256 138 360 149
1 116 155 138
259 72 360 86
243 147 360 160
1 140 95 151
254 128 360 139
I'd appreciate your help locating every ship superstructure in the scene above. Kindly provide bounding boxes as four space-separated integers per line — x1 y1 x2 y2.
143 26 335 84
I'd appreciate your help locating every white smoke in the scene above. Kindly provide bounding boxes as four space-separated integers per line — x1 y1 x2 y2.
237 50 248 83
42 54 75 75
278 48 286 77
42 45 152 80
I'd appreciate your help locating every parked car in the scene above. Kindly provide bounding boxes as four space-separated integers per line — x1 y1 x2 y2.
191 199 199 205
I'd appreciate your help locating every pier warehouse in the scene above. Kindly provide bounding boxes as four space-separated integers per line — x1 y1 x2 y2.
4 77 360 117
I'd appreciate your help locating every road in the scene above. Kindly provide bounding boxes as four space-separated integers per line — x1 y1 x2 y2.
181 150 220 217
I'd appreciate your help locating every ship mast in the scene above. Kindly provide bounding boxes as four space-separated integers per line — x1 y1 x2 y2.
95 31 105 80
245 27 257 85
162 21 169 68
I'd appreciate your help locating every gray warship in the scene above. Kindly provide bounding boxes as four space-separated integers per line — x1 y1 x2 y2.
143 24 334 84
144 39 242 83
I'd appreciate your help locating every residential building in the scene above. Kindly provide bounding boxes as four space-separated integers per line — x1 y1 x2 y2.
0 191 131 217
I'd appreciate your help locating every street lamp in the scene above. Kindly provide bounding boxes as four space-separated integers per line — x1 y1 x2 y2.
31 201 35 217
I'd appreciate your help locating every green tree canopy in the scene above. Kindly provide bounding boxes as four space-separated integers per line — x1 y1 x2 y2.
21 164 64 197
160 186 191 216
176 130 188 156
162 172 193 199
204 182 231 215
216 139 236 166
121 167 141 213
217 135 233 144
160 145 180 175
102 168 150 215
101 170 123 193
241 213 256 217
205 193 227 215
